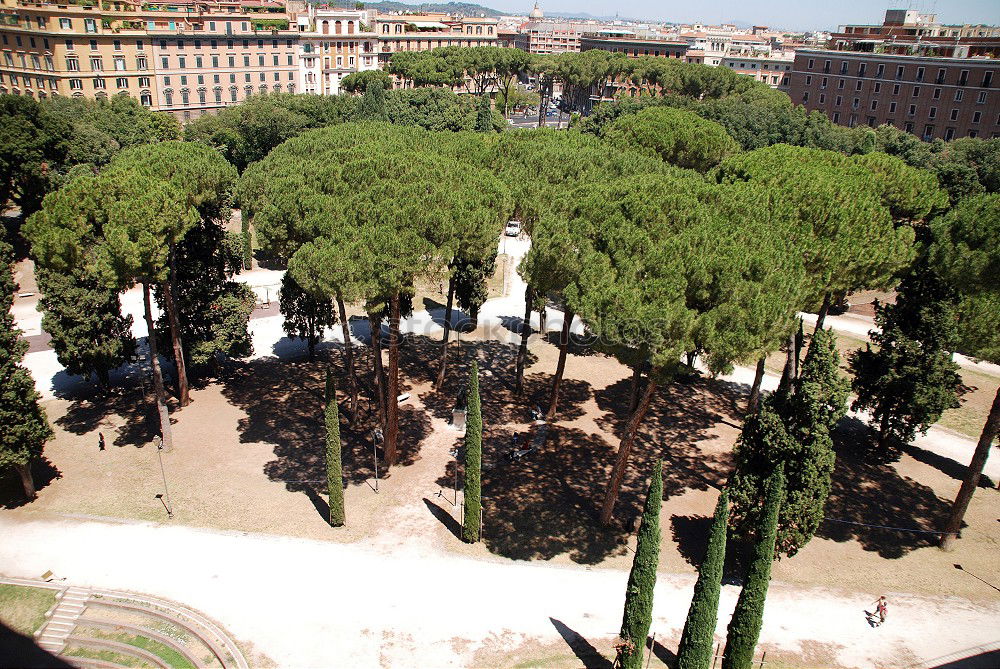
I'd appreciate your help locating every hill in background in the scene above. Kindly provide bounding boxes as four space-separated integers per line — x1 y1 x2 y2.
362 1 505 17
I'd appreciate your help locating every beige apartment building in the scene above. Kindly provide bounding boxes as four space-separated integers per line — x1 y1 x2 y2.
0 0 302 118
297 6 377 96
369 13 498 69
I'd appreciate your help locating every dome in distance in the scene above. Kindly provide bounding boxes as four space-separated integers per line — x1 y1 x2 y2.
529 2 543 19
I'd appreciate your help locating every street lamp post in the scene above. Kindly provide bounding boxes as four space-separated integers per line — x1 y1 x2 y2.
153 435 173 519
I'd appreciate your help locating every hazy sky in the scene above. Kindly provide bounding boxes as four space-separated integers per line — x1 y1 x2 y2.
489 0 999 32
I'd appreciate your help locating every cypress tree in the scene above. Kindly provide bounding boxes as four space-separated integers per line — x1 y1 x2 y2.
728 329 846 557
475 94 493 133
462 361 482 543
722 465 785 669
617 461 663 669
677 490 729 669
0 234 53 498
849 262 963 456
325 375 345 527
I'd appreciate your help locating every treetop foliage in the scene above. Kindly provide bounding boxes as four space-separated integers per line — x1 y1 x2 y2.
603 106 739 172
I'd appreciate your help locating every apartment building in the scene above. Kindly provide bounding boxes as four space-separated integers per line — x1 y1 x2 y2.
0 0 301 119
721 51 793 91
790 49 999 140
369 13 498 68
296 6 376 96
580 34 690 60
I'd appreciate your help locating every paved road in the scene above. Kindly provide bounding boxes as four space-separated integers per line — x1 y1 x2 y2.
2 514 997 668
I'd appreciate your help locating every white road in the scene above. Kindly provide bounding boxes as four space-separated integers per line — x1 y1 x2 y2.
2 514 998 668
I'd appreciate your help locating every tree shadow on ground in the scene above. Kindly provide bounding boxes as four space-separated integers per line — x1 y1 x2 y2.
423 497 463 540
221 354 431 522
541 330 602 357
55 386 167 449
649 636 677 668
670 513 752 584
595 375 737 501
817 415 954 558
0 457 61 509
549 618 612 669
442 424 646 563
902 443 996 488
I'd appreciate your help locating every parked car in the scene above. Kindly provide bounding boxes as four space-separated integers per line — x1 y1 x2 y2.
505 221 522 237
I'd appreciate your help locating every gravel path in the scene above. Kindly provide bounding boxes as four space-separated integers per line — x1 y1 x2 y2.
2 514 998 668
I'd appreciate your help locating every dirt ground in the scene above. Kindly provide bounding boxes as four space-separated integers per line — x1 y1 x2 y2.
3 328 999 617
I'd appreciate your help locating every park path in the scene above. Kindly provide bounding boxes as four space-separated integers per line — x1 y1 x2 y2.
2 513 998 668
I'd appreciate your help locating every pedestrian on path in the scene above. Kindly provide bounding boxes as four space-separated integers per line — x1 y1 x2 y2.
98 432 106 451
866 596 888 627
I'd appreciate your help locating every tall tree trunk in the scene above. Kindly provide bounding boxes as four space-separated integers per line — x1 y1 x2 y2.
436 276 456 390
794 317 805 378
545 309 574 421
627 363 643 414
940 386 1000 550
777 331 796 396
746 357 766 415
685 350 697 368
539 303 547 335
336 293 358 422
370 312 387 431
469 304 480 331
877 407 893 452
143 282 174 452
385 292 401 467
13 462 36 500
814 293 831 333
536 81 548 128
514 284 533 395
600 378 659 525
160 278 190 407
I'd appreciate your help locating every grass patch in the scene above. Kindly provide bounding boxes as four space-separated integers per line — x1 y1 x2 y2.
65 645 150 667
84 627 196 669
0 584 56 635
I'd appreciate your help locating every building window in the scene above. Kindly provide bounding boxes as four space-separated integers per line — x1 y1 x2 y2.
116 77 127 88
140 92 151 106
228 56 235 67
969 130 978 138
873 82 880 93
137 56 147 70
66 57 79 71
138 76 150 87
198 88 206 103
923 124 935 140
958 70 969 86
835 95 842 106
875 63 884 79
90 57 103 71
892 84 900 95
258 55 264 66
983 71 994 88
871 100 878 111
819 93 825 104
807 58 815 69
904 121 914 132
214 87 222 103
93 77 105 89
178 56 186 68
977 91 987 104
932 87 940 99
212 56 219 67
230 86 238 101
889 102 896 113
944 127 955 141
973 111 982 123
243 55 250 66
177 39 184 50
805 75 812 85
69 78 82 90
950 108 959 121
929 107 936 119
916 67 925 82
858 62 867 77
837 79 845 90
195 56 203 68
832 112 840 123
936 68 946 84
161 57 169 68
84 18 96 33
164 91 173 105
802 91 809 102
912 87 920 97
163 76 171 86
59 17 71 29
114 57 125 71
908 104 916 116
855 80 862 91
181 89 189 105
840 61 848 74
180 75 187 85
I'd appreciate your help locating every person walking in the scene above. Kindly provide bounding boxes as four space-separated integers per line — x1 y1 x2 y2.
98 432 106 451
868 596 888 627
